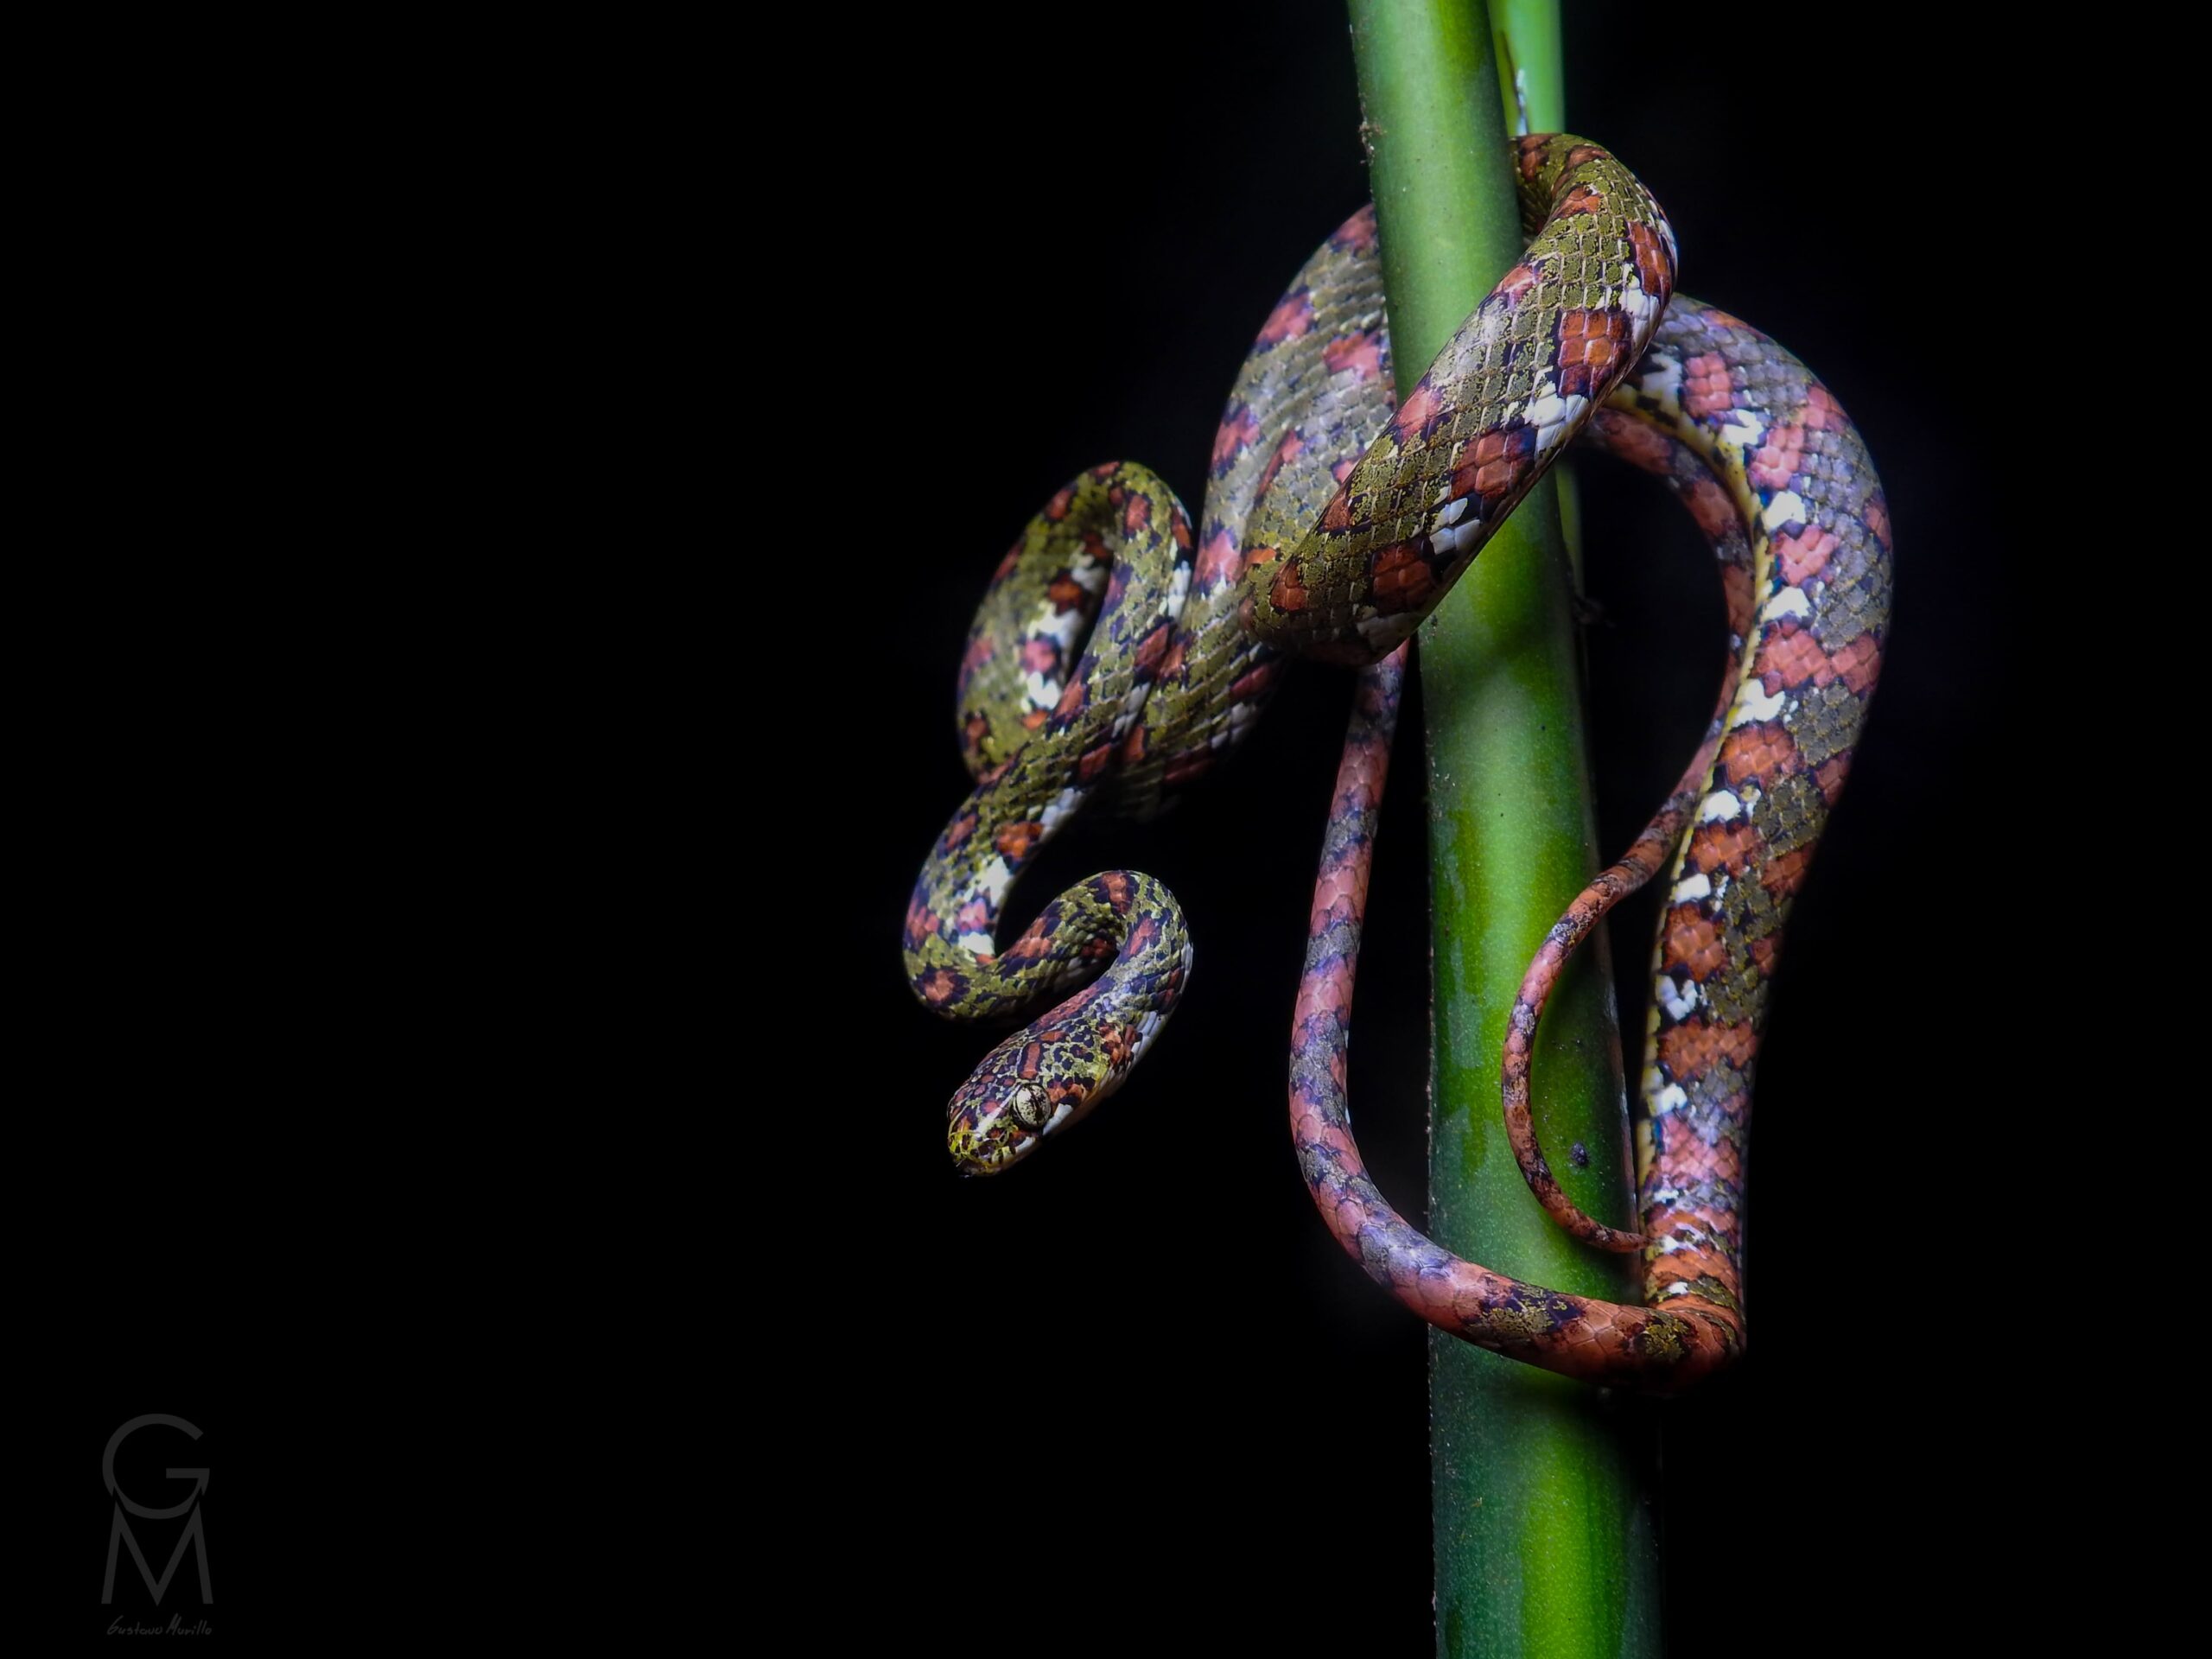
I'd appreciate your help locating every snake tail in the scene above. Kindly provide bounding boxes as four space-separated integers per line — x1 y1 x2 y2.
1291 297 1891 1389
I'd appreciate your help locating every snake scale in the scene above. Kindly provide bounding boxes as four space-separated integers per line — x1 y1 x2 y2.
902 133 1891 1388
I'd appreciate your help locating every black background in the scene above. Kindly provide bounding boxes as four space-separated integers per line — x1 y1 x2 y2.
22 4 2049 1649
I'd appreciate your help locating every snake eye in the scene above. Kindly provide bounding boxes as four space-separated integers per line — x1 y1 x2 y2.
1007 1082 1053 1133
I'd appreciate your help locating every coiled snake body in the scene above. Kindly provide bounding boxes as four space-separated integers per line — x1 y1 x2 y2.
903 135 1891 1387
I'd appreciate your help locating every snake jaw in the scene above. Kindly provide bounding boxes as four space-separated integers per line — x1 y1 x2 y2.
946 1107 1030 1177
946 1095 1052 1177
945 1119 988 1173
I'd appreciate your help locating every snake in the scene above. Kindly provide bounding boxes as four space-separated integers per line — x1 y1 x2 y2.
903 134 1891 1385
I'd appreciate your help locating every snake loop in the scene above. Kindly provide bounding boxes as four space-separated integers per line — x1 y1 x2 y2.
904 462 1197 1173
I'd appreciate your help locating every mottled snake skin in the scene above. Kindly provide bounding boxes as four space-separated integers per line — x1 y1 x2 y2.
905 134 1890 1387
1294 286 1888 1387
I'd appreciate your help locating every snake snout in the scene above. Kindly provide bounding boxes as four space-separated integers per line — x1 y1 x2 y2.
945 1105 1025 1176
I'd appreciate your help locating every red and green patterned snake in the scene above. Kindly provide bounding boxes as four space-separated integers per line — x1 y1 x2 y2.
903 134 1891 1389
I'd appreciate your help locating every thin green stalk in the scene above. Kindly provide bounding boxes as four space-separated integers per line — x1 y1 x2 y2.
1343 5 1661 1656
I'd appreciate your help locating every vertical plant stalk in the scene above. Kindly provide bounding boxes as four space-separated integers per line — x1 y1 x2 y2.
1344 4 1662 1656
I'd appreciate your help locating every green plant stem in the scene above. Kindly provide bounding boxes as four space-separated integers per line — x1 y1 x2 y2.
1343 3 1661 1655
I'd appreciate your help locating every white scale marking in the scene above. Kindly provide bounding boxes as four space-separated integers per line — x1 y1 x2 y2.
1719 409 1765 450
1163 561 1191 614
1637 351 1683 413
1524 391 1587 454
1537 405 1588 452
1761 489 1808 531
975 854 1015 905
1759 587 1811 624
1355 612 1404 648
1038 786 1083 836
1730 684 1788 726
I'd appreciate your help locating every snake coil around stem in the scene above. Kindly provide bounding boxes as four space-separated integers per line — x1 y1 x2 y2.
905 135 1891 1386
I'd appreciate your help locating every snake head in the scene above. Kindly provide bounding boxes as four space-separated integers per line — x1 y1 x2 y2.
947 1063 1084 1176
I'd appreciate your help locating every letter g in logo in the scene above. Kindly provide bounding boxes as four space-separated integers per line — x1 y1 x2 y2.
104 1414 209 1518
